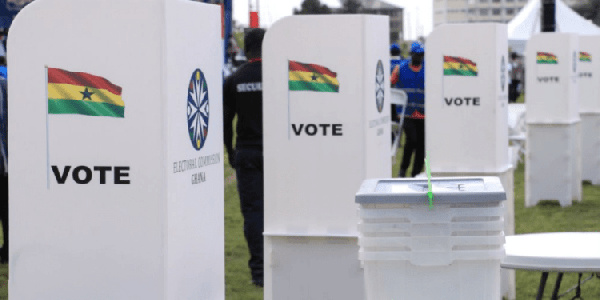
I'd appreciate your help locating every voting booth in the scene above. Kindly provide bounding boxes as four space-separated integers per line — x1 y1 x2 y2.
356 177 507 300
578 35 600 185
8 0 224 299
525 33 581 207
425 23 515 300
263 15 391 300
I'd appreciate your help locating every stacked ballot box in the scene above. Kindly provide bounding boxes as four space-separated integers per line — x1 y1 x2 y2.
356 177 507 300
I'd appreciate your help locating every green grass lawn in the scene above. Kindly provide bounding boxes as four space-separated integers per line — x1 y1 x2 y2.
1 144 599 299
0 263 5 300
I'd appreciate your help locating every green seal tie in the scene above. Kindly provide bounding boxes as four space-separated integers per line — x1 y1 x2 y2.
425 151 434 209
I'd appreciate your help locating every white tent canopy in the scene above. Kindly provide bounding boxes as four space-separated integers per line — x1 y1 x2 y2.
508 0 600 53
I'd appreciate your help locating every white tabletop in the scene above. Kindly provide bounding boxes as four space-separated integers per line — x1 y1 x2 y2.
501 232 600 272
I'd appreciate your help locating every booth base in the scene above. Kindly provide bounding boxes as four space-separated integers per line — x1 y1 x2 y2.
432 170 515 300
581 114 600 185
363 260 501 300
526 123 582 207
264 235 364 300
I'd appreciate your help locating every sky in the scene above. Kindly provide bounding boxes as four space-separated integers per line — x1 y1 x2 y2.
233 0 433 40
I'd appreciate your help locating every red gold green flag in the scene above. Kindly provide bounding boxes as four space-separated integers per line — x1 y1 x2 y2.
47 67 124 118
536 52 558 64
288 60 339 92
580 52 592 62
443 56 478 76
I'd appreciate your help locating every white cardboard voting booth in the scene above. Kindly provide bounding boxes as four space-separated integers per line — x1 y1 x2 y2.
525 33 582 207
425 23 515 300
578 36 600 185
426 24 510 174
263 15 390 300
8 0 224 299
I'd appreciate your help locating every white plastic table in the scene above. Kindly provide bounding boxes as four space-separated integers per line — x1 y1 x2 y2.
502 232 600 300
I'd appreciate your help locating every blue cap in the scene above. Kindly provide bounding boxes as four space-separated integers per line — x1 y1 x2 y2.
390 43 400 51
410 42 424 54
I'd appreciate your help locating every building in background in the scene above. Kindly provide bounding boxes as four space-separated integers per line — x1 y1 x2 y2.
562 0 585 6
360 0 404 43
336 0 404 44
434 0 587 27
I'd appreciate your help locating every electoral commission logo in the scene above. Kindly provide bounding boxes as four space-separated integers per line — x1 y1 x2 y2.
375 60 385 113
187 68 210 151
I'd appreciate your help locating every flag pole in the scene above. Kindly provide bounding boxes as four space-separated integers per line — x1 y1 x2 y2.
441 55 444 112
287 59 292 140
45 65 50 189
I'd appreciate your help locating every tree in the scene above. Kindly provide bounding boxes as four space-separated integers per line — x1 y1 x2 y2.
293 0 331 15
341 0 362 14
572 0 600 27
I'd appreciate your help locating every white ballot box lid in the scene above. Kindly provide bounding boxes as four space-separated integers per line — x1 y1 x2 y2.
356 177 506 204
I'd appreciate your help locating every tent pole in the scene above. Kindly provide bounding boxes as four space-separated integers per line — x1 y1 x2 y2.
541 0 556 32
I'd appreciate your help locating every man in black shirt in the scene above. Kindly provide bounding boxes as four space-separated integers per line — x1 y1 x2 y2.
223 28 265 287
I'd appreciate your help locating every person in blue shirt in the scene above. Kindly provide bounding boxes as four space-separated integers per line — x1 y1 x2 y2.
392 42 425 178
0 56 7 80
390 43 403 71
390 43 403 123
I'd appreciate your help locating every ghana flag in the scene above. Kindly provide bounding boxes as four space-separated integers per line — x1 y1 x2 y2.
443 56 478 76
580 52 592 62
47 67 124 118
289 60 339 92
536 52 558 64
